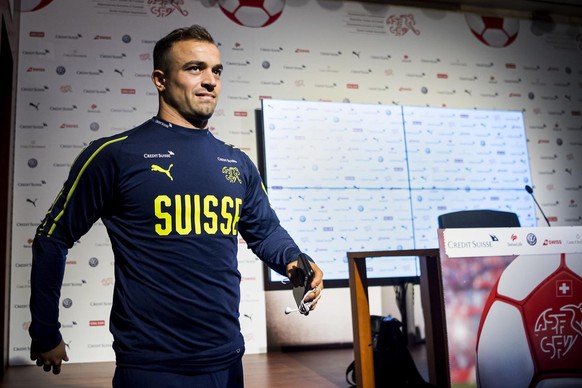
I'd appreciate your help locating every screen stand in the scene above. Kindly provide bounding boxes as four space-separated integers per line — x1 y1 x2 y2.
347 248 450 388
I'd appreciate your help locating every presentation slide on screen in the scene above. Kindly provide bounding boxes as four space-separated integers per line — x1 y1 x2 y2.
260 99 536 284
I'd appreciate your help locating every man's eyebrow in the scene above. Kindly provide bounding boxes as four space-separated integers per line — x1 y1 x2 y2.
182 60 205 69
181 61 223 72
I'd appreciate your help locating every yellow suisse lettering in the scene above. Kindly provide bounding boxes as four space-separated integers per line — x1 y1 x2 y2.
203 195 218 234
221 196 234 235
175 194 192 235
232 198 242 235
154 195 172 236
154 194 242 236
193 194 202 235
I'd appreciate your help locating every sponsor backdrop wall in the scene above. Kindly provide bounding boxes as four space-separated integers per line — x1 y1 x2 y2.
10 0 582 368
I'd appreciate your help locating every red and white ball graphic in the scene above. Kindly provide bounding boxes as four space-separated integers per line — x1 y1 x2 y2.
465 14 519 48
21 0 54 12
219 0 285 28
476 253 582 387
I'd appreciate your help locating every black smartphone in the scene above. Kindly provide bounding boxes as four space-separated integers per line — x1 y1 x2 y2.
292 253 314 315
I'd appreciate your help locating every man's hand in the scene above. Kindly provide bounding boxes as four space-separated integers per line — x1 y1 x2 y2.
31 339 69 375
286 258 324 311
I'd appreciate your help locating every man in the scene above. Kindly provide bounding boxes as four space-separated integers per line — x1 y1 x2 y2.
29 25 324 387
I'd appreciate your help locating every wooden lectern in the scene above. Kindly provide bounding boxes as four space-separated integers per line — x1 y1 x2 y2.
347 248 450 388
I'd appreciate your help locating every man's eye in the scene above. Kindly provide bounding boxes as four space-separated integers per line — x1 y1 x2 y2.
214 69 222 76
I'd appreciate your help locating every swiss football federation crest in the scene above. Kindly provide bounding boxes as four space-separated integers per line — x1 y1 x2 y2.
222 166 242 184
534 303 582 360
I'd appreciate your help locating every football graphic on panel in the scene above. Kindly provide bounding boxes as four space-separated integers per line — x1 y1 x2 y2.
465 14 519 47
219 0 285 28
476 253 582 387
21 0 54 12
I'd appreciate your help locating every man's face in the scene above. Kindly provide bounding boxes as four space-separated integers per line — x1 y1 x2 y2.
159 40 223 126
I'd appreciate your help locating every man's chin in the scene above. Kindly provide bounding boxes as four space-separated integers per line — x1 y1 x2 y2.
197 106 216 119
185 111 214 127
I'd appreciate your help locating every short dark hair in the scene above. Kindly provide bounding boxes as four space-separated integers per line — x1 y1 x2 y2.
153 25 216 73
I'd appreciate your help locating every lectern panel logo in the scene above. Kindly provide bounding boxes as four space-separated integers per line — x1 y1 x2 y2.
527 233 537 246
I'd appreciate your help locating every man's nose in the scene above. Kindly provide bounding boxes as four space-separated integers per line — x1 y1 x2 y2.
201 69 218 88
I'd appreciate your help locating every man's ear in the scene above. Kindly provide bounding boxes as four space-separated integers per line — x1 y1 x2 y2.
152 70 166 91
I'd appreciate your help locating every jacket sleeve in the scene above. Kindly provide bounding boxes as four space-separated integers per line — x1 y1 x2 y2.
237 155 304 276
29 136 122 353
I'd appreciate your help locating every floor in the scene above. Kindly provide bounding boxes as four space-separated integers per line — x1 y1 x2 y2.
0 348 354 388
0 346 430 387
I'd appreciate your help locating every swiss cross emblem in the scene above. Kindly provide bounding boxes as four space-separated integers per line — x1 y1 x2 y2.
556 280 573 297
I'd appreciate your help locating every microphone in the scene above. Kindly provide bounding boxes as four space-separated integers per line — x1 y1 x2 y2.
525 185 551 226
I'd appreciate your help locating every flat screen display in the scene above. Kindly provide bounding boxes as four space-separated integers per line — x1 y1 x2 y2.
258 99 535 289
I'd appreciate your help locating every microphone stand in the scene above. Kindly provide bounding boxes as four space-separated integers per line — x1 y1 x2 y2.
525 185 551 227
